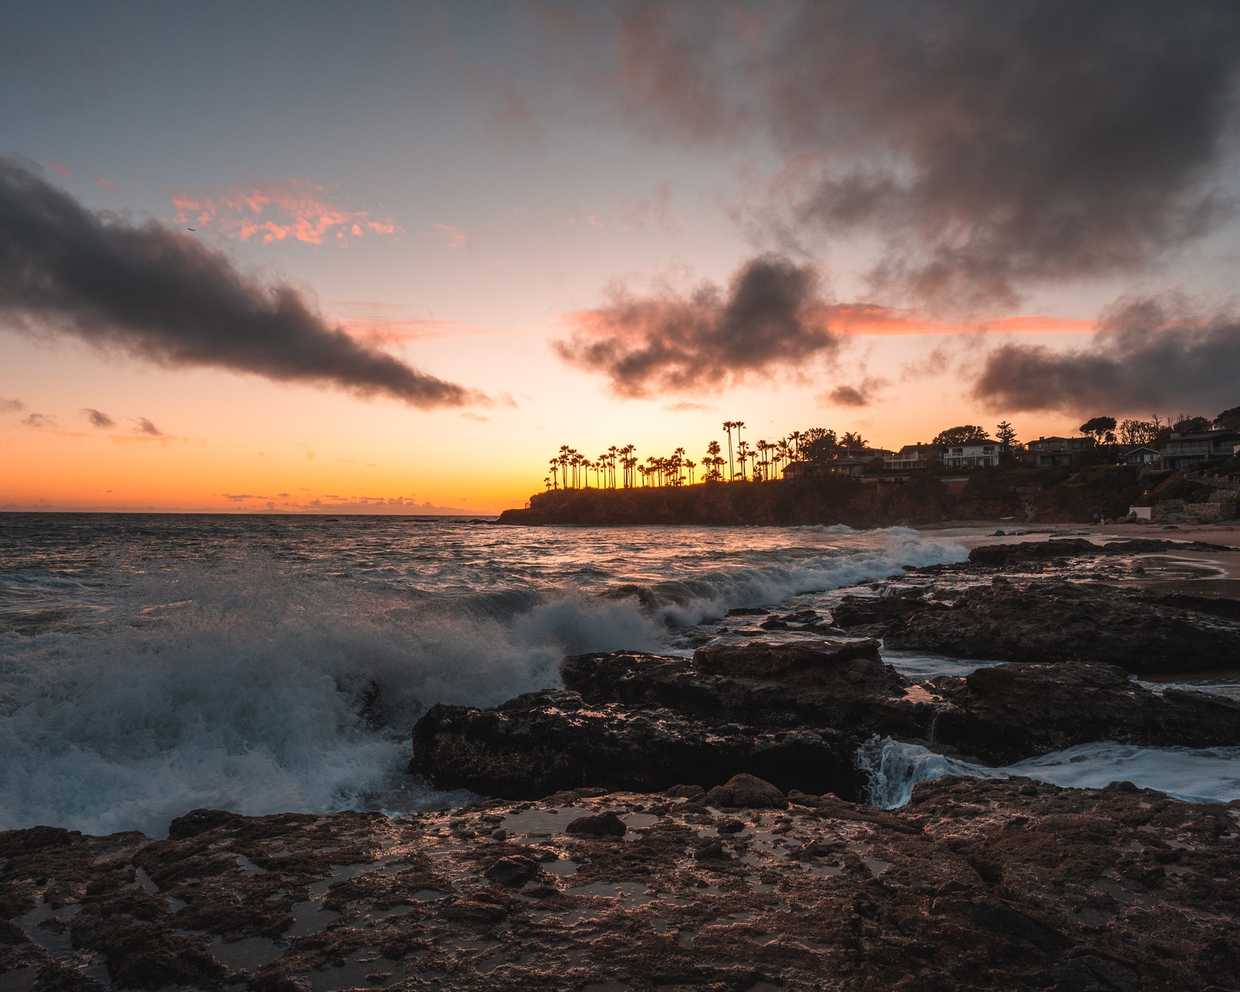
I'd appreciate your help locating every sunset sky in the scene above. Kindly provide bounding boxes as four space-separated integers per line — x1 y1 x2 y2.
4 2 1240 513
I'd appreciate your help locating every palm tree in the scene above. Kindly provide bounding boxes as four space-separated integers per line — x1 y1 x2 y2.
737 440 750 481
543 475 551 491
684 458 696 484
722 422 736 481
607 446 618 488
548 459 559 490
621 444 636 487
704 440 721 482
733 421 746 478
558 445 572 489
789 430 802 460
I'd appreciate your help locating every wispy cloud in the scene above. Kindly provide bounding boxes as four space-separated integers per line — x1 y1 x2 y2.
171 178 399 245
0 397 24 414
82 408 115 428
133 417 163 436
822 376 887 408
21 412 54 428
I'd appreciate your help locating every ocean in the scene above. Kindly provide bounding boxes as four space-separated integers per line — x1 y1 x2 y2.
2 513 1237 837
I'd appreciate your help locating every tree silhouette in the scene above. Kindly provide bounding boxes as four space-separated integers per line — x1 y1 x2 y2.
932 425 988 447
1079 416 1117 444
995 420 1017 453
722 422 736 481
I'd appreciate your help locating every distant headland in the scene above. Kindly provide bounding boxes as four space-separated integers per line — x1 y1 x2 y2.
499 414 1240 526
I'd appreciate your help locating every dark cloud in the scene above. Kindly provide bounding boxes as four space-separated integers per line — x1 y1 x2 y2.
555 254 837 395
823 377 886 407
82 408 115 428
972 297 1240 414
0 160 481 408
134 417 163 436
0 397 23 413
21 413 54 428
607 1 1240 308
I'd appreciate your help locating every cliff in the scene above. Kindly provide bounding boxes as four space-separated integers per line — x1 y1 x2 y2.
497 466 1149 526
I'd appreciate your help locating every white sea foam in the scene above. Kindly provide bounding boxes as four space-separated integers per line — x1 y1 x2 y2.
859 737 1240 810
0 530 966 836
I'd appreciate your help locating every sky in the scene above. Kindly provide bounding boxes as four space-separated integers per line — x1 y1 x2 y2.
3 1 1240 513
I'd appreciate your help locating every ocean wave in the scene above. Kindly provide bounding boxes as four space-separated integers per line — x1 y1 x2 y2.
0 531 965 836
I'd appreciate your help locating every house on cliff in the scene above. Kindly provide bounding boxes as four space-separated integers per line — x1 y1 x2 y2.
1116 446 1162 467
1161 429 1240 470
942 440 1000 470
884 444 943 472
1028 435 1095 468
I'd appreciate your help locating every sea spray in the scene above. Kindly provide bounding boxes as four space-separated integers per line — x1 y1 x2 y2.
1 524 969 836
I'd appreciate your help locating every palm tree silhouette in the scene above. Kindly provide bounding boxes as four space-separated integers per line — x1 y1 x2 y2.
548 459 559 490
737 439 750 481
733 421 746 478
722 422 736 481
684 458 696 484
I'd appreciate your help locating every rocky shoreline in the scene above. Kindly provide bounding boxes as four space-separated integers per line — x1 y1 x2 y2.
5 537 1240 991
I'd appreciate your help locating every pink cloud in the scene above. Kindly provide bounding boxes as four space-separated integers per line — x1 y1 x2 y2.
47 162 72 177
95 177 116 191
170 179 398 246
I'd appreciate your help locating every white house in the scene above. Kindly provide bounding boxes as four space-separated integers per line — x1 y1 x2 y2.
941 440 1000 469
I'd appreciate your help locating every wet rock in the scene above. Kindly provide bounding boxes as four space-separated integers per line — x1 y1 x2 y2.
561 647 923 740
411 689 863 800
887 578 1240 673
693 838 730 861
968 537 1233 566
716 817 745 834
693 637 886 687
932 661 1240 764
829 592 936 632
7 780 1238 990
484 855 539 887
706 774 787 810
564 812 627 838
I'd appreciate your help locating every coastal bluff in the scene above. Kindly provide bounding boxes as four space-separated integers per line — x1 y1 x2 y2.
497 467 1152 527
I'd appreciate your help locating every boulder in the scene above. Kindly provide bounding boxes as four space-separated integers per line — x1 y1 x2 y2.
706 773 788 810
565 812 626 838
484 855 539 887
